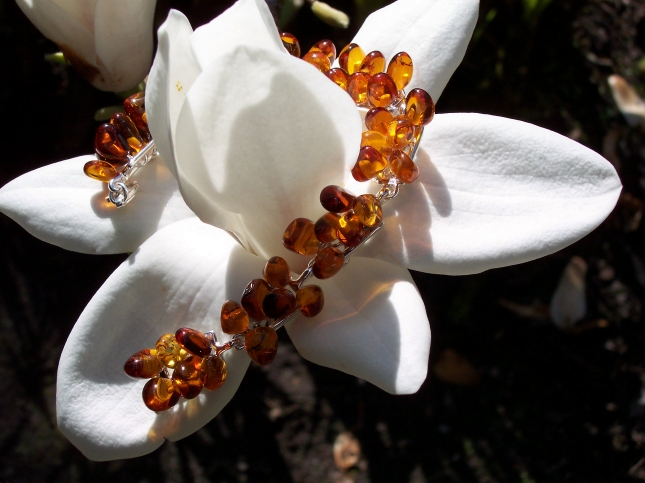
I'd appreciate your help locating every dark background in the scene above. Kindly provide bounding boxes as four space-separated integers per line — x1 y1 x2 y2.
1 0 645 481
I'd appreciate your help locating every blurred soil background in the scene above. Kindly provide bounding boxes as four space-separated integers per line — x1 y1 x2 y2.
1 0 645 481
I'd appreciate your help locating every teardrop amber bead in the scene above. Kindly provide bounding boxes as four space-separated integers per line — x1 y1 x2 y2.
365 107 393 136
387 52 413 91
175 327 211 358
280 32 301 57
123 92 150 140
352 145 387 181
405 88 435 126
155 333 188 369
302 50 331 73
388 117 415 149
338 211 367 247
320 185 356 213
95 123 129 162
325 68 349 90
346 44 366 75
171 355 204 399
347 72 370 106
353 194 383 227
296 285 324 317
310 39 336 62
263 256 291 288
368 73 398 108
314 212 341 243
361 130 392 158
124 348 163 378
245 326 279 365
283 218 320 256
390 150 420 183
83 159 118 182
338 43 363 73
313 247 345 279
241 278 271 322
220 300 250 334
142 377 180 411
202 355 227 390
262 288 296 319
110 112 143 155
359 50 385 76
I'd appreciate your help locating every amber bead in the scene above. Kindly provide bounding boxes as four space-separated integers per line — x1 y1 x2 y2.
245 326 279 365
338 211 367 247
388 117 415 149
296 285 324 317
142 377 180 411
202 355 227 391
365 107 393 136
280 32 301 57
263 256 291 288
353 145 387 181
390 150 420 183
171 355 204 399
346 45 366 74
314 212 341 243
175 327 211 358
359 50 386 76
312 247 345 279
83 159 118 182
406 88 435 126
325 68 349 90
387 52 413 91
320 185 356 213
302 50 331 73
283 218 320 256
368 73 398 108
338 43 355 72
262 288 296 319
353 194 383 227
155 333 188 369
347 72 370 106
95 123 129 162
241 278 271 322
110 112 143 155
310 39 336 62
220 300 250 334
124 348 163 378
123 92 150 140
361 130 392 158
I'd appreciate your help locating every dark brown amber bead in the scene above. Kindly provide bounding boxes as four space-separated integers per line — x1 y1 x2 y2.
262 288 296 319
302 50 331 73
124 348 163 378
388 117 415 149
245 326 279 365
365 107 393 136
296 285 324 317
283 218 320 256
241 278 271 322
338 211 367 247
202 355 227 390
175 327 211 358
387 52 413 91
320 185 356 213
280 32 301 57
351 163 369 182
314 212 341 243
220 300 250 334
390 150 420 183
310 39 336 62
406 88 435 126
353 194 383 227
313 247 345 279
123 92 150 140
171 355 204 399
361 130 392 158
338 43 356 72
368 73 398 108
95 123 129 162
263 256 291 288
83 160 118 182
325 68 349 90
155 333 188 368
142 377 180 411
347 72 370 106
110 112 144 155
360 51 386 76
353 145 387 181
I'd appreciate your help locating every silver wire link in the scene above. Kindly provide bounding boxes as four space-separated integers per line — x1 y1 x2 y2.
106 140 157 208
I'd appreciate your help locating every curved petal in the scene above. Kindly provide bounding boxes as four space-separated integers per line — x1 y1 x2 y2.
359 113 622 275
174 45 362 270
286 256 430 394
57 218 266 461
0 156 195 254
350 0 479 101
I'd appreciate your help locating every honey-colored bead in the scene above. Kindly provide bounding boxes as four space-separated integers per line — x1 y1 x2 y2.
390 150 420 183
314 212 341 243
352 145 387 181
302 50 331 73
110 112 143 155
320 185 356 213
283 218 320 256
361 130 392 158
296 285 324 317
142 377 180 411
338 43 355 72
405 88 435 126
312 247 345 279
387 52 413 91
388 117 415 149
263 256 291 288
83 159 118 182
338 211 367 247
368 73 398 108
175 327 211 358
365 107 393 136
155 333 188 369
280 32 301 57
353 194 382 227
202 355 227 391
123 348 163 379
325 68 349 90
347 72 370 106
245 326 279 365
346 44 366 74
241 278 271 322
310 39 336 62
123 92 150 140
262 288 296 319
95 123 129 162
171 355 204 399
360 50 386 76
220 300 250 334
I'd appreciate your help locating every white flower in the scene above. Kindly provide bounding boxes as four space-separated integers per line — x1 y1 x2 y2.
17 0 157 91
0 0 621 462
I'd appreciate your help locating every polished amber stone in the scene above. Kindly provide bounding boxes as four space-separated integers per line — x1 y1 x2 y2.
245 326 279 365
171 355 204 399
365 107 393 136
388 117 415 149
142 376 180 411
361 130 392 158
387 52 413 91
123 92 150 140
283 218 320 256
303 50 331 73
325 68 349 90
155 333 188 368
338 211 367 247
310 39 336 62
346 44 366 74
202 355 227 390
353 145 387 181
390 150 420 183
83 159 118 182
296 285 324 317
406 88 435 126
241 278 271 322
280 32 301 57
95 123 129 162
123 348 163 378
110 112 143 155
338 43 356 72
175 327 211 357
320 185 356 213
367 73 398 108
313 247 345 279
314 212 341 243
262 288 296 319
353 194 382 227
263 256 291 288
347 72 370 106
359 50 385 76
220 300 250 334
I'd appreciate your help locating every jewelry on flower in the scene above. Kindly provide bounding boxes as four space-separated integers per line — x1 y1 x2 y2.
122 35 435 412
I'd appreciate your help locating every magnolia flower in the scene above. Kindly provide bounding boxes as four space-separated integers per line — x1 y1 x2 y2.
17 0 157 91
0 0 622 462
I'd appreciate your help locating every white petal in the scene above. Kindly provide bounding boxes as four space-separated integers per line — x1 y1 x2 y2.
0 156 195 254
359 113 622 275
57 219 266 460
350 0 479 101
174 45 362 269
286 256 430 394
190 0 284 70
